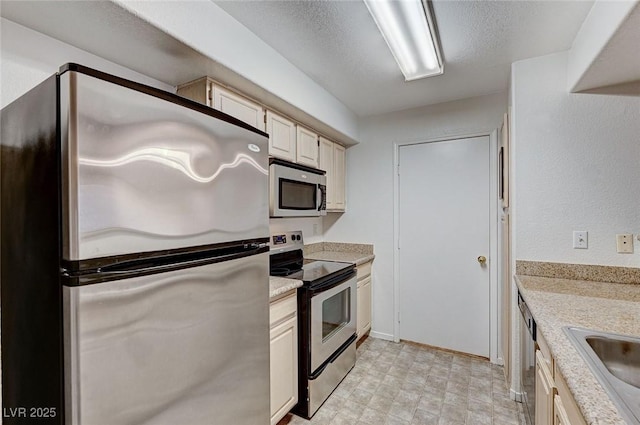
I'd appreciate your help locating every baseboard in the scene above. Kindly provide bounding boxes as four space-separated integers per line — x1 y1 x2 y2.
369 331 394 341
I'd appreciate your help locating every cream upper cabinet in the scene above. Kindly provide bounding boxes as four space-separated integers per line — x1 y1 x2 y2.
333 144 346 210
296 125 319 168
176 77 265 131
213 85 265 131
319 137 335 207
319 137 346 212
266 110 296 162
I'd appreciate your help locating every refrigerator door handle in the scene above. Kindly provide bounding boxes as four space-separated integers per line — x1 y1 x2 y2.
62 245 269 286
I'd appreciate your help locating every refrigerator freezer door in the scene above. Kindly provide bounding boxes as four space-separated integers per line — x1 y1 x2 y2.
63 252 270 425
60 70 269 261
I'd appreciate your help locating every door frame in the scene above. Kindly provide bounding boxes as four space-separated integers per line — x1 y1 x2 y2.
392 130 500 363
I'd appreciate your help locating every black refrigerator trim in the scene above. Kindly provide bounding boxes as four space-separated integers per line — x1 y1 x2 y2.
61 244 269 286
62 237 270 273
1 74 64 424
58 63 269 139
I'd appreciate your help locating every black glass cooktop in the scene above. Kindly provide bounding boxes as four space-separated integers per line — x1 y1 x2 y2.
272 260 353 284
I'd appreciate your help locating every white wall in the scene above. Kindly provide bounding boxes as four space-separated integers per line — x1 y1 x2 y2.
0 18 173 108
324 92 507 339
113 0 360 143
567 0 640 92
512 51 640 267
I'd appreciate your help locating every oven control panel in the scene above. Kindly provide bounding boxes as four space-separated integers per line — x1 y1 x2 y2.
269 230 304 253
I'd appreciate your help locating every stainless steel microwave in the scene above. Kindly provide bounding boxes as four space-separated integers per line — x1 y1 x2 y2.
269 158 326 217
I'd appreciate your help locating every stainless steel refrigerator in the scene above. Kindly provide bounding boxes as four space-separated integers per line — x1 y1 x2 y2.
1 64 270 424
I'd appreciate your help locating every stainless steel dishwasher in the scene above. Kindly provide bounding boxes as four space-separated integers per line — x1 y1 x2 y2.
518 290 536 425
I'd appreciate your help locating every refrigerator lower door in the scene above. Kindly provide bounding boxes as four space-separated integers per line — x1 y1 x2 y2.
63 252 269 425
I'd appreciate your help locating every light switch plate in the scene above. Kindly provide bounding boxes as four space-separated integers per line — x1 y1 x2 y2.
616 234 634 253
573 231 588 249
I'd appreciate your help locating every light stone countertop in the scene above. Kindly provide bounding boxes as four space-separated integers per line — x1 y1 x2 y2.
515 275 640 425
305 251 375 266
269 276 302 300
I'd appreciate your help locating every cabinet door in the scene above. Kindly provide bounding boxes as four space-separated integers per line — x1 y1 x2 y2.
213 85 265 131
266 111 296 162
333 144 346 210
270 316 298 425
536 350 555 425
296 126 319 168
176 77 210 106
553 395 571 425
319 137 334 209
357 275 372 340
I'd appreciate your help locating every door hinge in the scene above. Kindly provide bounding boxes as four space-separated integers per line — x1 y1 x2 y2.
398 311 401 323
263 113 267 124
397 163 400 176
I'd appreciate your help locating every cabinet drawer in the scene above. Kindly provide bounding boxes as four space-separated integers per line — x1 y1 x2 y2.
357 261 372 281
270 292 297 327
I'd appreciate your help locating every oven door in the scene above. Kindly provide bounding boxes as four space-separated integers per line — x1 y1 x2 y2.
309 274 357 373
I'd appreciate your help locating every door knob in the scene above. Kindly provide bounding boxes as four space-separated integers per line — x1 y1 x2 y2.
477 256 487 265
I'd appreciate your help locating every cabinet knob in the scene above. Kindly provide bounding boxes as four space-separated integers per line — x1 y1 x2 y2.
477 256 487 265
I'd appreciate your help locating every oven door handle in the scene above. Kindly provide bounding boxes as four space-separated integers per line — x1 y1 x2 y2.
309 334 357 380
309 270 356 294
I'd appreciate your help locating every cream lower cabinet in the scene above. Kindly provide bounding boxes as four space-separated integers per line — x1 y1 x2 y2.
319 137 346 212
554 395 572 425
535 350 556 425
553 365 587 425
356 261 372 340
534 331 587 425
269 292 298 425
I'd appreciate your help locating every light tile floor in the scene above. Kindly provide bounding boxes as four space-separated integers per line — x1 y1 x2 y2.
278 337 524 425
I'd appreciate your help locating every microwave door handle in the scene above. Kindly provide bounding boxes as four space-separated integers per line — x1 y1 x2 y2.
317 185 326 212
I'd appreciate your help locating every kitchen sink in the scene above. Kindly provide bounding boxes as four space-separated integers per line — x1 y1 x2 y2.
564 327 640 424
586 335 640 388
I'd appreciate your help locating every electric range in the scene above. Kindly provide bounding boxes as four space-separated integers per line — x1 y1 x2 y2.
269 231 357 419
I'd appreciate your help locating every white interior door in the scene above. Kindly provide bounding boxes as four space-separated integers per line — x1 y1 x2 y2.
398 136 491 357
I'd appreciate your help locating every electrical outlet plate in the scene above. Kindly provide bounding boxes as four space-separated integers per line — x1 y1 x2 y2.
616 234 634 253
573 231 588 249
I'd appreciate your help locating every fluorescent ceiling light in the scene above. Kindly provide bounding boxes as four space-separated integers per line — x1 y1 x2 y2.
364 0 443 81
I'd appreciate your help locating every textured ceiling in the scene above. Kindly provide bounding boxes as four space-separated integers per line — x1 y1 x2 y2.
216 0 594 117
